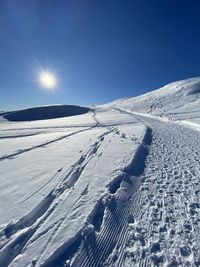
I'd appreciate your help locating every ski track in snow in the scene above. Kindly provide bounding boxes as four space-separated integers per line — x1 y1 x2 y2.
0 126 113 266
0 113 200 267
0 110 99 161
0 77 200 267
0 126 93 162
41 114 200 267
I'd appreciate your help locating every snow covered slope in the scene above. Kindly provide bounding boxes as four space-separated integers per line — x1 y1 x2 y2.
107 77 200 130
0 77 199 267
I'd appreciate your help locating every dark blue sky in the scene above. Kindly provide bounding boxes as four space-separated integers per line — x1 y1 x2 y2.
0 0 200 110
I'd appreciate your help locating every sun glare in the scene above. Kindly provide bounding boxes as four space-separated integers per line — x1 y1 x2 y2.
38 71 57 90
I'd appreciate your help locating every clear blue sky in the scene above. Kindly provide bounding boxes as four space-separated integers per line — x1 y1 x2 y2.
0 0 200 110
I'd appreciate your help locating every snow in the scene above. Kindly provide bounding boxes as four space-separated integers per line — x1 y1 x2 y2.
107 77 200 126
0 77 200 267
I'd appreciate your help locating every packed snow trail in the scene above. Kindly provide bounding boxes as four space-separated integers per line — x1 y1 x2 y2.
64 116 200 267
123 116 200 267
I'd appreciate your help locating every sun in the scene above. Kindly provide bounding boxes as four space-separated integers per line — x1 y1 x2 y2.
38 71 57 90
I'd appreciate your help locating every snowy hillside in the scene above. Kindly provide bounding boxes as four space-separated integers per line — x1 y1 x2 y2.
0 77 199 267
107 77 200 129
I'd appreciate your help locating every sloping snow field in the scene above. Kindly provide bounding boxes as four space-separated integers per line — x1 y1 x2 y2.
0 77 200 266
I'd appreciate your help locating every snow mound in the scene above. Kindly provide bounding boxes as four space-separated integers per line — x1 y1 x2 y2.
3 105 90 122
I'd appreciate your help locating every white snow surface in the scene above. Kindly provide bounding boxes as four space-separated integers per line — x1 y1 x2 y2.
0 77 200 267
